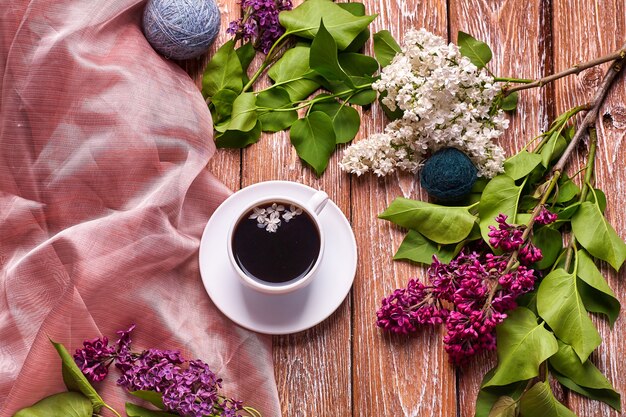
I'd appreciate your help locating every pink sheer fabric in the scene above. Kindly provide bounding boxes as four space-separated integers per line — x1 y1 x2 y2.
0 1 280 416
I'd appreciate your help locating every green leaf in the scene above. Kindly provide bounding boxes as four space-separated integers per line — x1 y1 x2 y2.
587 187 607 213
348 89 377 105
552 370 622 412
475 368 529 417
210 89 238 123
236 42 256 73
379 197 477 245
336 2 365 16
457 31 493 69
503 151 543 181
488 396 517 417
517 290 538 315
202 40 243 98
125 403 178 417
395 225 481 265
215 121 262 148
478 175 523 245
531 226 563 270
516 213 533 225
338 53 379 77
393 230 456 264
571 190 626 270
549 341 618 392
344 30 370 53
557 202 581 220
14 392 92 417
279 0 377 50
310 20 354 85
310 98 360 143
576 249 620 326
500 92 518 112
50 340 106 412
483 308 558 388
130 391 165 410
556 176 580 203
578 279 620 328
267 46 321 101
540 133 567 168
536 268 601 362
518 196 539 212
519 381 577 417
336 3 369 52
215 92 257 133
289 111 336 175
236 42 256 85
373 30 401 67
256 87 298 132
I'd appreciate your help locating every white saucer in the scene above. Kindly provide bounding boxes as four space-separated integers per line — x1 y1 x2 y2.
198 181 357 335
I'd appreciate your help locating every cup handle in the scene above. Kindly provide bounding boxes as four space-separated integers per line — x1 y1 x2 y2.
306 190 329 216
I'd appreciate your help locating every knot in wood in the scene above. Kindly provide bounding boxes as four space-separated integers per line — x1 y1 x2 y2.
579 66 603 88
603 106 626 129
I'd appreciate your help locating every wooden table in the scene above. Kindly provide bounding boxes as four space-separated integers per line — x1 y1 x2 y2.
187 1 626 415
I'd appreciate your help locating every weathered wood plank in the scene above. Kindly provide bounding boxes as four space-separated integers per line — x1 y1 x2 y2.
185 1 626 416
448 1 552 415
235 1 352 415
350 2 456 416
552 1 626 415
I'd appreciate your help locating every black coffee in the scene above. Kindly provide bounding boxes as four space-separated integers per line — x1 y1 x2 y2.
231 202 321 284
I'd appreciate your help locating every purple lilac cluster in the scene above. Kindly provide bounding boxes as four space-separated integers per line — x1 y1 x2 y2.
73 325 244 417
227 0 293 54
376 210 557 365
535 206 559 225
73 336 116 382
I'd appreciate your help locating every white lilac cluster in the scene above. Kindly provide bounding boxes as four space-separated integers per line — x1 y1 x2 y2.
340 29 508 178
249 203 303 232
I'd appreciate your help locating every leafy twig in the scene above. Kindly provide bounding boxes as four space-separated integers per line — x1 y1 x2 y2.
242 32 293 92
502 43 626 95
530 103 591 153
483 54 623 307
521 52 623 240
563 128 598 271
553 45 626 173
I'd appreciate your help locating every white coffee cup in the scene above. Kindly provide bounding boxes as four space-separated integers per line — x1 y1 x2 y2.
227 190 329 295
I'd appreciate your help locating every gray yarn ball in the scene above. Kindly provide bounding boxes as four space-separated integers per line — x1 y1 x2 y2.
142 0 221 60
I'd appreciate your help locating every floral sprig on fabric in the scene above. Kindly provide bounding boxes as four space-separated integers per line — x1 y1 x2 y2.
14 327 261 417
249 203 302 232
377 39 626 416
340 29 508 178
74 325 257 417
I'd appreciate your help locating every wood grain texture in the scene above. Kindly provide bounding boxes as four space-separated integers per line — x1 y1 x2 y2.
448 1 552 415
185 1 626 415
350 2 456 417
552 1 626 416
238 0 353 412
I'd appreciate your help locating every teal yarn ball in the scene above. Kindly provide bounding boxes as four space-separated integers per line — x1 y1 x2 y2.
142 0 221 60
420 148 478 202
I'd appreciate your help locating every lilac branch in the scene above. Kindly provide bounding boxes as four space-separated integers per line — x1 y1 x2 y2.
502 44 626 95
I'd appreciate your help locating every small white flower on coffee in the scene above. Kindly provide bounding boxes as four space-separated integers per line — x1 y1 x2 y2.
265 214 281 233
282 205 303 222
250 203 302 232
249 207 267 220
266 203 285 214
